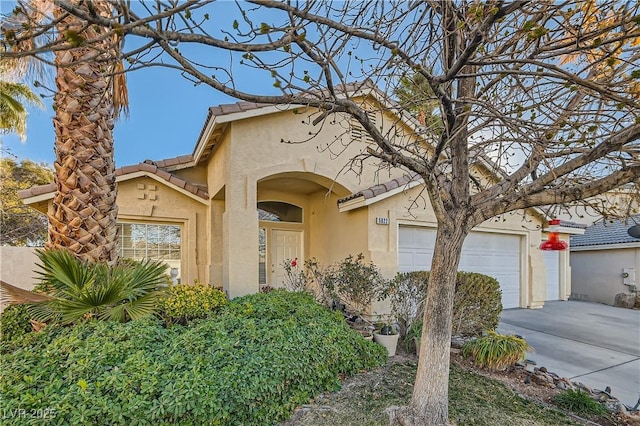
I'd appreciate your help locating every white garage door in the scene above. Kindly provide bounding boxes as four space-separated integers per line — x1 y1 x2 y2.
542 251 560 301
398 226 522 309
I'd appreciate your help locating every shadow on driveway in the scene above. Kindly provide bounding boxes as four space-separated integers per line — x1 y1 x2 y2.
498 300 640 408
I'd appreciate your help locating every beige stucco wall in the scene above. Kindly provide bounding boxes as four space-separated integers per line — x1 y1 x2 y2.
308 191 369 265
173 164 208 187
196 105 561 305
205 107 408 297
571 247 640 305
0 246 40 291
117 177 209 286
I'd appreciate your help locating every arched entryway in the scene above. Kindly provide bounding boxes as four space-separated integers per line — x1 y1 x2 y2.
257 172 350 289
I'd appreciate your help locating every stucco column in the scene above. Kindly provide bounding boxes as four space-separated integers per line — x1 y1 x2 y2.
528 245 546 308
209 200 225 288
222 177 259 298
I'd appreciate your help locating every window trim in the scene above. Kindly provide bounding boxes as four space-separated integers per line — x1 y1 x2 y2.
257 200 304 224
117 220 184 280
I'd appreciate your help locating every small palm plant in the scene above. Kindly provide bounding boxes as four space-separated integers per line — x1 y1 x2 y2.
28 248 169 324
462 330 531 370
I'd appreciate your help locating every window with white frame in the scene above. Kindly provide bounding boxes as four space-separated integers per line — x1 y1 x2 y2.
117 222 182 281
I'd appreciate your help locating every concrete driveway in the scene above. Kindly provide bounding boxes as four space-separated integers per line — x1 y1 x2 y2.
498 300 640 408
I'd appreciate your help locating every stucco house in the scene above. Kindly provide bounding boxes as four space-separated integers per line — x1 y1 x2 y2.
19 84 576 309
570 215 640 305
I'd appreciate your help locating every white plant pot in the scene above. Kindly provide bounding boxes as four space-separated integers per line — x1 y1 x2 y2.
373 331 400 356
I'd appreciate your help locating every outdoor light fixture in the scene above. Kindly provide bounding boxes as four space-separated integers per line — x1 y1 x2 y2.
539 219 568 251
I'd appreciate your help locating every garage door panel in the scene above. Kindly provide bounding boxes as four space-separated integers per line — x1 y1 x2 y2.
543 251 560 301
399 226 521 309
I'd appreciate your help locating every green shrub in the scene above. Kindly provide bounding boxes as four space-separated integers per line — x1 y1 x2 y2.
0 304 32 341
279 255 386 313
333 254 386 316
462 331 530 370
454 272 502 336
553 389 608 417
383 271 429 338
0 290 386 425
387 271 502 337
160 282 227 324
29 248 169 324
404 320 423 353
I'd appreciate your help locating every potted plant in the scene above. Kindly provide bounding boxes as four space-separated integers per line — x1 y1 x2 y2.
373 318 400 356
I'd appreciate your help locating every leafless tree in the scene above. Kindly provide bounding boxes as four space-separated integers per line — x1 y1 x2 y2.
3 1 639 424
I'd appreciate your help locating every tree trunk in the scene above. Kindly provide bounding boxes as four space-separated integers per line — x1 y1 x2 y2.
390 219 468 426
48 1 119 264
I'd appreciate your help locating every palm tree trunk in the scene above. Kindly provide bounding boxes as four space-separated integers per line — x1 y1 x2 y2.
48 1 119 264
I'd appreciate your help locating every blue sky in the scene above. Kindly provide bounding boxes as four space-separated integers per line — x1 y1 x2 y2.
0 1 276 167
1 62 239 167
1 1 389 168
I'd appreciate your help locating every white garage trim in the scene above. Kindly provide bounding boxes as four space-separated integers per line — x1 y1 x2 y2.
397 224 526 309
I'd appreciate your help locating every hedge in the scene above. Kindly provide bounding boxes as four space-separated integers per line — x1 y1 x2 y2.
391 271 502 337
0 290 386 425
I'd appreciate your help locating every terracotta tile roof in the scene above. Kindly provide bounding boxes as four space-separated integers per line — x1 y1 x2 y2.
571 215 640 247
147 154 194 169
18 161 209 201
209 101 272 117
18 183 56 199
337 173 421 204
206 82 380 119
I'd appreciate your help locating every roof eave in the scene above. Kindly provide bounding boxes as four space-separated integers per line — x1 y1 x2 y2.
21 192 54 206
543 226 586 236
338 178 423 212
21 171 210 208
193 113 218 164
118 171 210 204
338 196 366 212
571 242 640 251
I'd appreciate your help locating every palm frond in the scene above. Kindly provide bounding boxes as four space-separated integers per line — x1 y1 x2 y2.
31 249 168 324
0 280 53 305
26 301 60 323
35 248 96 296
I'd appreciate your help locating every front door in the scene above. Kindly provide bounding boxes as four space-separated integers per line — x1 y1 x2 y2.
270 229 303 288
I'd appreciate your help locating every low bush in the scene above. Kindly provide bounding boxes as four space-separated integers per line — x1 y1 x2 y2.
462 331 530 370
382 271 428 338
281 255 386 314
0 290 386 425
453 272 502 336
404 320 423 353
553 389 608 417
29 248 169 324
387 271 502 338
332 254 386 316
0 304 32 341
160 282 227 324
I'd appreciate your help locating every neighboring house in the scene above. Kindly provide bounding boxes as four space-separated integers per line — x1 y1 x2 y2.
19 83 575 309
570 215 640 305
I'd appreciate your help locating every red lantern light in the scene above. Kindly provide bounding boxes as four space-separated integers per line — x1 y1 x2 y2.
540 219 568 251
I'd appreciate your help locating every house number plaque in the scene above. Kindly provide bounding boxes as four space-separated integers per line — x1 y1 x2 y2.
375 217 390 225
